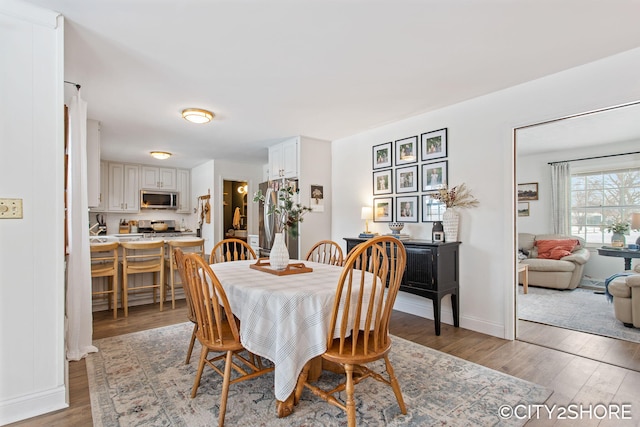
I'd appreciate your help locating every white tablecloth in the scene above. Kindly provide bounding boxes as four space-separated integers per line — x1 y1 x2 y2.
209 260 348 401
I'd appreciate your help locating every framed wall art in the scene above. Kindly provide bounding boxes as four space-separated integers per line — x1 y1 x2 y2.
395 135 418 166
372 169 393 195
422 193 446 222
518 183 538 201
421 128 447 161
421 160 448 191
395 165 418 193
373 197 393 222
518 202 530 217
372 142 392 170
395 195 418 223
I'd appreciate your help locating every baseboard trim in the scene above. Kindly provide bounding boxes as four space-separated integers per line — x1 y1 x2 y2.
394 291 508 339
0 386 67 426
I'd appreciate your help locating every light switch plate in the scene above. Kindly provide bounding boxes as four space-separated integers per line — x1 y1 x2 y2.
0 198 23 218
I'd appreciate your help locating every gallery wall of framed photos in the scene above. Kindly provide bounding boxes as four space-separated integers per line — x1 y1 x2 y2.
371 128 448 223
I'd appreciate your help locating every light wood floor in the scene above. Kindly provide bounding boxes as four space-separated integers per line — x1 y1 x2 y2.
9 302 640 426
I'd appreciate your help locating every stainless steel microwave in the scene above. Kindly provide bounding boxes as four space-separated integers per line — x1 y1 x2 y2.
140 190 178 209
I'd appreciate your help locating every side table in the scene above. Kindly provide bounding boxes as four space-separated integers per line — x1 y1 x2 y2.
518 263 529 294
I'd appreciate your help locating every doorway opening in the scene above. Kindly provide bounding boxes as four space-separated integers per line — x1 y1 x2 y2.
223 179 248 241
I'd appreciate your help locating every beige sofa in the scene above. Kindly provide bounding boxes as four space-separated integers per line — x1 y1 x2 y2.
518 233 590 290
608 265 640 328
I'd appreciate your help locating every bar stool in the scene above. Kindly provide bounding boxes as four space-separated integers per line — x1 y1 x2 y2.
165 238 205 309
120 240 165 317
90 241 119 319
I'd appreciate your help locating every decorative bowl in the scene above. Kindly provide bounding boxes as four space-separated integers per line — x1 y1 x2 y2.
388 222 404 235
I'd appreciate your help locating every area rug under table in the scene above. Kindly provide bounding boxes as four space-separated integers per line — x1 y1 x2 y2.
87 322 551 427
518 286 640 344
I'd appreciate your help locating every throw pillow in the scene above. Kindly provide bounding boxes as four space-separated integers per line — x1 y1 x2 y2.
535 239 578 260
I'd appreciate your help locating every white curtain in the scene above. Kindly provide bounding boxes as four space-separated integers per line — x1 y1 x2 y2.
66 92 98 360
551 161 571 235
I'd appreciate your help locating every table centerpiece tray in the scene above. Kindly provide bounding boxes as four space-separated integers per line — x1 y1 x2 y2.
250 258 313 275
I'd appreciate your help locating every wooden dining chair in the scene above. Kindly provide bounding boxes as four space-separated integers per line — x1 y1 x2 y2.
173 248 198 364
165 238 205 309
120 240 165 317
182 252 273 427
305 240 344 266
90 241 119 319
295 236 408 427
209 238 257 264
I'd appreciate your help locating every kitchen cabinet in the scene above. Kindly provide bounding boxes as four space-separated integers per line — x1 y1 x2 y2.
90 161 108 212
269 137 298 179
107 163 139 212
140 166 176 190
344 238 460 336
176 168 190 213
87 120 101 207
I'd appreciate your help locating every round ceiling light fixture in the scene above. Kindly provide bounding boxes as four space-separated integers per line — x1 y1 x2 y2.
150 151 172 160
182 108 214 124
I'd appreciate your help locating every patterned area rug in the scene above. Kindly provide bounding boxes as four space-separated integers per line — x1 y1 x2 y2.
86 322 551 427
518 286 640 343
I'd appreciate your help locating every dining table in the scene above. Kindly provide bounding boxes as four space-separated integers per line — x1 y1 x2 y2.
208 258 374 417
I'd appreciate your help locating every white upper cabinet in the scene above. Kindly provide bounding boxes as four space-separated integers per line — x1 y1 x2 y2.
87 120 101 207
107 163 139 212
176 168 190 213
89 161 108 212
140 166 176 190
269 137 298 180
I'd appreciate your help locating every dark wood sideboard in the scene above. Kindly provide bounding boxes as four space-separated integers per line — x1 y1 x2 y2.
344 237 460 336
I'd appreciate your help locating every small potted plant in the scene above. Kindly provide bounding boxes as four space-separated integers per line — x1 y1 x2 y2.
605 220 630 246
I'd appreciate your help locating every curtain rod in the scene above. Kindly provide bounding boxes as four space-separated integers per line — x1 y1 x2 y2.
64 80 81 90
548 151 640 165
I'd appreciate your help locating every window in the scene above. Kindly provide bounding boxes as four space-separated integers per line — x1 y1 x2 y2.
571 167 640 244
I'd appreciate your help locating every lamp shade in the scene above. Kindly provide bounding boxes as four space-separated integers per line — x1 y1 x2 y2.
632 213 640 230
361 206 373 220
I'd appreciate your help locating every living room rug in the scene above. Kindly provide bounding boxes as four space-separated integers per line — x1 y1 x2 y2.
87 322 551 427
518 286 640 344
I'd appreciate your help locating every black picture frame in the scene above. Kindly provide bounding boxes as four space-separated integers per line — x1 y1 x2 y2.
422 193 446 222
421 128 447 161
373 197 393 222
395 195 419 223
395 136 418 166
372 142 392 170
372 169 393 195
395 165 418 193
421 160 448 191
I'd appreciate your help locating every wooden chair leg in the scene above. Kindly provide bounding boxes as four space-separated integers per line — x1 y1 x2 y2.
191 345 208 398
185 324 197 364
218 351 234 427
384 355 406 414
123 272 129 317
344 364 356 427
112 274 118 319
170 264 176 310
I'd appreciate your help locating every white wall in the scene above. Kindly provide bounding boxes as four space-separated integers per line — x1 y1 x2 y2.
0 1 67 424
332 46 640 340
191 161 215 253
518 139 640 280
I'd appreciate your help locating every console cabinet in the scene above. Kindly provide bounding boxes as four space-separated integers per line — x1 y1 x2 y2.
344 238 460 336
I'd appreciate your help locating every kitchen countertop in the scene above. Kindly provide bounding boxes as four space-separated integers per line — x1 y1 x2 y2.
90 232 197 244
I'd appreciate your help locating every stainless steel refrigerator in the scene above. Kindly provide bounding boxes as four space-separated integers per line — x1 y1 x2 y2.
258 180 299 259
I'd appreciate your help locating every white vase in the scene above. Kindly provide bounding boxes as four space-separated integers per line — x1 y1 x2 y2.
443 209 460 242
270 232 290 270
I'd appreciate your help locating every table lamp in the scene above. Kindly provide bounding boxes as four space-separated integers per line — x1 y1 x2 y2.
361 206 372 233
632 213 640 246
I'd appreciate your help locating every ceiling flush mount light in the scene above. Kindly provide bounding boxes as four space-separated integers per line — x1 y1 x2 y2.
182 108 213 124
150 151 172 160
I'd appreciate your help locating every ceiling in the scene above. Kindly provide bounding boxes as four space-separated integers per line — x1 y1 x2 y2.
21 0 640 169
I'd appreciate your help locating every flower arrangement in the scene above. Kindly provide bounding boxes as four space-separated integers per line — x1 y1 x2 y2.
430 183 479 209
605 220 630 235
253 185 311 238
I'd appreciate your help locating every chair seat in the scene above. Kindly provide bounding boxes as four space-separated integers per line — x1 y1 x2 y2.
124 259 162 271
323 334 392 365
91 264 115 275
